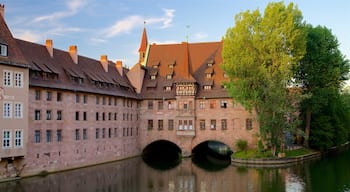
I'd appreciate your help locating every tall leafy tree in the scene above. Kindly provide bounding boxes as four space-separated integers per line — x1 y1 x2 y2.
295 25 350 148
222 2 306 156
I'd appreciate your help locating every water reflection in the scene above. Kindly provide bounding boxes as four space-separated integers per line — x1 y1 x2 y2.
0 149 349 192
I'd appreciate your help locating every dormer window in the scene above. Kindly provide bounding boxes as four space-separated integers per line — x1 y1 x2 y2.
151 75 156 80
166 74 172 80
207 59 215 67
206 73 212 78
204 85 212 90
165 86 172 91
0 43 8 57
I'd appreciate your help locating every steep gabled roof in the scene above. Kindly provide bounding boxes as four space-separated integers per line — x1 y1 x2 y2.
0 15 28 66
141 41 229 99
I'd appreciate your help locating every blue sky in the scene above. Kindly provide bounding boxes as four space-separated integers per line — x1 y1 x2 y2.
2 0 350 74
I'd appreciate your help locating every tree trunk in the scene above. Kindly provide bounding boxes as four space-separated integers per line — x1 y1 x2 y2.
304 107 311 147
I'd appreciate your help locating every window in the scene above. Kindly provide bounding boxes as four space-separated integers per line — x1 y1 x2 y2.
108 112 112 121
96 112 99 121
200 120 205 130
95 128 99 139
75 129 80 140
114 113 117 120
14 72 23 87
34 130 41 143
57 92 62 102
15 130 22 147
46 91 52 101
108 128 111 138
0 44 8 57
57 110 62 120
96 96 100 105
148 100 153 110
3 102 12 118
114 98 117 106
46 130 52 143
221 119 227 130
206 73 212 78
166 74 172 80
204 85 212 90
3 70 12 87
178 120 183 130
183 103 188 110
158 100 163 110
165 86 172 91
150 75 156 80
35 90 41 100
75 111 79 121
34 110 41 120
102 112 105 121
14 103 22 118
57 130 62 142
83 128 87 140
83 111 87 121
3 131 10 148
108 97 112 105
102 128 105 138
168 119 174 130
83 95 88 104
210 120 216 130
189 120 193 130
147 120 153 130
246 118 253 130
221 100 228 108
158 120 164 130
210 100 216 109
102 97 106 105
199 101 205 109
75 94 79 103
46 110 52 120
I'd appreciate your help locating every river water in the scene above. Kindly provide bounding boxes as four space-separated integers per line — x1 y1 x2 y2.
0 149 349 192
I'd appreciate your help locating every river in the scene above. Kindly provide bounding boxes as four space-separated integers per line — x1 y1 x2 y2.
0 149 349 192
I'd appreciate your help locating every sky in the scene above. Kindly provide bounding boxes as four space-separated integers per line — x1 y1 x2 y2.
1 0 350 81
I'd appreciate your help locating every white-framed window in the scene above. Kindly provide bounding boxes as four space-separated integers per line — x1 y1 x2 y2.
14 72 23 88
3 130 11 148
14 102 23 119
3 70 12 87
0 44 7 57
3 102 12 118
15 130 23 148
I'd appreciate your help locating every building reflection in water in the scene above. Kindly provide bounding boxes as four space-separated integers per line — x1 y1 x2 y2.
0 157 308 192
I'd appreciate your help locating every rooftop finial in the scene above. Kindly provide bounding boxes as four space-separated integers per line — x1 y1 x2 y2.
0 4 5 18
186 25 190 42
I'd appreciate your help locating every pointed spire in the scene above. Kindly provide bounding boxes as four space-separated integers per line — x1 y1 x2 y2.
138 24 148 64
138 25 148 52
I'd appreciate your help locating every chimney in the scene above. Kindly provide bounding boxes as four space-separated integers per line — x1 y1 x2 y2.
0 4 4 18
46 39 53 58
100 55 109 72
116 60 123 76
69 45 78 64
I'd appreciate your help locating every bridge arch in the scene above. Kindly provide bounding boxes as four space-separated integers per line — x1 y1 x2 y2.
192 140 233 156
142 139 181 155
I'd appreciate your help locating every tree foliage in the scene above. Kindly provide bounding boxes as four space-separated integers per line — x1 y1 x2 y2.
295 25 350 149
222 2 306 156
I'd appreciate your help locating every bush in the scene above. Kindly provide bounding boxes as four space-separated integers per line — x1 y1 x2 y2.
236 139 248 152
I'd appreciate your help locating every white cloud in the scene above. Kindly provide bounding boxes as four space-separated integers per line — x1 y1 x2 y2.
102 8 175 38
103 15 144 38
33 0 87 23
14 30 42 43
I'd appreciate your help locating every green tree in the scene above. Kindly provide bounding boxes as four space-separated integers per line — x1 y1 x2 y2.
222 2 306 156
295 25 350 148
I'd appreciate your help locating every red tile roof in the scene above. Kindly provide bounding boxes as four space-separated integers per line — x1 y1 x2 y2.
141 41 229 99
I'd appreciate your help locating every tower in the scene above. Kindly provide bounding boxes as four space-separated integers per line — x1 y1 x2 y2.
138 26 148 65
